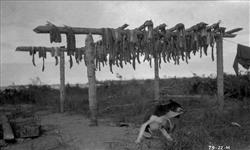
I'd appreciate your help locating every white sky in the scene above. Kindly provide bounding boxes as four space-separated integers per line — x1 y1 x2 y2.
0 1 250 86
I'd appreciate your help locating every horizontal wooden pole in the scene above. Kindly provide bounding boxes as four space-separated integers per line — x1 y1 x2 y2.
33 21 242 41
16 46 85 52
222 33 237 38
34 24 146 36
225 28 243 34
34 25 103 35
33 22 148 35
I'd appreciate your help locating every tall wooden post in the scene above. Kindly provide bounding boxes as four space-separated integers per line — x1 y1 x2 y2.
216 35 224 112
85 33 98 126
146 20 160 101
59 46 65 113
154 57 160 101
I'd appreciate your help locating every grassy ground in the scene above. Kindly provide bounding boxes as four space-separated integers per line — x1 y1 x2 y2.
1 75 250 149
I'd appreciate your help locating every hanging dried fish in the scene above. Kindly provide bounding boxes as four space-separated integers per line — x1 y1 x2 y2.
122 31 128 63
109 59 113 73
170 36 175 63
185 34 192 60
210 32 215 61
142 30 150 62
119 54 123 68
29 47 36 66
65 26 76 56
136 46 141 64
162 40 167 63
158 53 161 68
51 47 55 57
130 43 136 70
154 39 161 67
113 29 123 43
103 28 114 51
149 56 152 68
129 29 138 70
75 48 83 64
54 47 60 66
192 31 199 55
115 58 119 67
69 55 73 69
200 41 202 58
129 29 138 43
49 24 61 43
132 55 136 70
98 61 101 71
41 47 46 72
201 28 208 56
176 26 186 61
173 35 180 65
166 38 171 62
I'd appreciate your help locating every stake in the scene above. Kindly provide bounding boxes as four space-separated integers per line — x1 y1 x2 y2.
216 35 224 112
60 46 65 113
85 33 98 126
154 56 160 101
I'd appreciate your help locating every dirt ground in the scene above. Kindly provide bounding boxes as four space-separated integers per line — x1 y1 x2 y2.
39 111 142 150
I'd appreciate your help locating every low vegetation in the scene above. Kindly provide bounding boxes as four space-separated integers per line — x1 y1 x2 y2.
1 73 250 149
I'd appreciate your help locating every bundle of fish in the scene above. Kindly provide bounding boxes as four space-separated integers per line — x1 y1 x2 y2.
92 22 219 73
47 22 220 72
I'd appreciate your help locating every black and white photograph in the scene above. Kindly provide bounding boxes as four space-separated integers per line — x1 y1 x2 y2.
0 1 250 150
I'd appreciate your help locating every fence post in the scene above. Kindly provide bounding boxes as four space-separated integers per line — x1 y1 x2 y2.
216 35 224 112
59 46 65 113
154 56 160 101
85 33 98 126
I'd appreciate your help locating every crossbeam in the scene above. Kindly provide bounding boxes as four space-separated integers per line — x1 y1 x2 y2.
33 22 149 35
16 46 85 52
225 28 243 34
34 26 103 35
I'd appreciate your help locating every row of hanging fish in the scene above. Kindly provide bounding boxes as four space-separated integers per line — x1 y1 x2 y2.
94 23 219 73
16 46 85 72
47 22 220 73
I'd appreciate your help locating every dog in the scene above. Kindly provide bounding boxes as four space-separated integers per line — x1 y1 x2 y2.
135 99 184 143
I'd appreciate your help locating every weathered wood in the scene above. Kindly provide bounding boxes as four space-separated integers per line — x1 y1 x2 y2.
222 33 237 38
10 117 40 138
154 57 160 101
34 25 103 35
10 117 38 126
0 114 14 140
216 35 224 112
13 124 40 138
34 23 142 35
59 46 65 113
225 28 243 34
85 33 98 126
16 46 85 52
3 134 63 150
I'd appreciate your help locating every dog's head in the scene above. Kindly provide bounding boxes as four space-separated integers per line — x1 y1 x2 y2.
153 99 185 119
166 99 185 118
